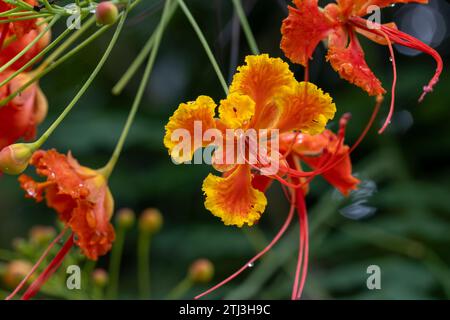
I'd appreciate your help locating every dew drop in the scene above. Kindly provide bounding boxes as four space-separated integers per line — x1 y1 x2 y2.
389 57 393 62
247 262 254 268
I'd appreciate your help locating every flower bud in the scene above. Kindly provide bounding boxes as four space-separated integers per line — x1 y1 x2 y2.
116 208 135 229
0 143 34 175
92 268 109 287
139 208 163 234
2 260 33 288
188 259 214 283
29 226 56 246
95 2 119 25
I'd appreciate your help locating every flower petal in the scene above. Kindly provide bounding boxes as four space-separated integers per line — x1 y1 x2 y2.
281 0 335 66
229 54 296 125
218 93 255 129
164 95 217 163
326 30 385 96
202 165 267 227
275 82 336 134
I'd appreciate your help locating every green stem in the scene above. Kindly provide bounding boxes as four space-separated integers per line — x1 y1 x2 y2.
112 1 179 95
166 277 192 299
137 231 152 299
231 0 259 55
33 6 130 148
100 0 172 178
36 15 96 72
0 17 86 88
105 226 126 299
0 15 58 73
177 0 228 95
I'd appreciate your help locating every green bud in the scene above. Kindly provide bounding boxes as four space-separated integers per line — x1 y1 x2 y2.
0 143 35 175
188 259 214 284
139 208 163 234
95 2 119 26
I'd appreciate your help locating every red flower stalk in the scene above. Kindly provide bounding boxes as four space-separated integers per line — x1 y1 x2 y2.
280 0 443 132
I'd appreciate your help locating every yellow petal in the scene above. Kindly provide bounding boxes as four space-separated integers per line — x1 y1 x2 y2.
275 81 336 134
229 54 296 118
218 93 255 129
164 96 217 163
202 165 267 227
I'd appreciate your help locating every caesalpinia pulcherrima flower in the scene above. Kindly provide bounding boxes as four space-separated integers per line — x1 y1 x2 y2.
4 149 115 299
0 72 48 150
19 149 115 260
164 54 362 299
164 54 336 227
280 0 443 132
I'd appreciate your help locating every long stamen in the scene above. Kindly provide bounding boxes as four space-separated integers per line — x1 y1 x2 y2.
21 233 75 300
195 193 297 300
378 31 397 134
5 227 67 300
349 16 443 103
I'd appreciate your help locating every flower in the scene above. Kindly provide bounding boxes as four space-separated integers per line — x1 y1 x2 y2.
0 72 47 150
280 0 443 132
164 54 336 227
18 149 115 260
0 1 50 70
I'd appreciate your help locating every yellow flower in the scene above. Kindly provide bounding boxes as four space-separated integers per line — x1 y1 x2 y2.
163 54 336 227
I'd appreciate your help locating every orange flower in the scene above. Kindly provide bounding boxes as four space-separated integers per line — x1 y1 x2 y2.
18 149 115 260
280 130 360 196
281 0 442 100
164 54 336 227
0 71 47 150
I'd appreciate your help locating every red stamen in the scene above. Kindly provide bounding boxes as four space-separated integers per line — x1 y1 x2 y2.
0 23 9 51
349 16 443 103
195 193 297 300
5 228 68 300
21 233 75 300
378 31 397 134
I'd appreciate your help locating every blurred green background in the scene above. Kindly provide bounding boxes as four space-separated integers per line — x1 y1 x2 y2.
1 0 449 299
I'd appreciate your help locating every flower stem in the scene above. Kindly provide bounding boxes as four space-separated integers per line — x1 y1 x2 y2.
105 225 126 299
33 5 130 149
100 0 172 179
231 0 259 55
137 230 152 299
112 1 179 95
167 277 192 299
177 0 228 95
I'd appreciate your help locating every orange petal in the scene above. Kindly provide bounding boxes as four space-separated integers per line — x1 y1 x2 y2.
164 95 217 163
275 81 336 134
229 54 296 126
218 93 255 129
327 30 385 96
202 165 267 227
300 131 360 196
281 0 335 66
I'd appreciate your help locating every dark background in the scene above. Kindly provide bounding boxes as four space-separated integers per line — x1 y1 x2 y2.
1 0 449 299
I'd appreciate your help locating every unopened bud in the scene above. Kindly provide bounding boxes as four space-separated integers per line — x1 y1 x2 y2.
116 208 135 229
0 143 35 175
139 208 163 234
188 259 214 283
92 268 109 287
95 2 119 25
2 260 33 288
29 226 56 246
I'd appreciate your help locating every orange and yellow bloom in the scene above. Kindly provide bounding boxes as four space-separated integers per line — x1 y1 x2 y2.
164 54 336 227
19 149 115 260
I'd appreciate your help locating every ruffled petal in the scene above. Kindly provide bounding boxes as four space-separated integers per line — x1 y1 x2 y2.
300 131 360 195
275 82 336 134
202 165 267 227
218 93 255 129
281 0 335 66
229 54 296 124
326 30 385 96
164 95 217 163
